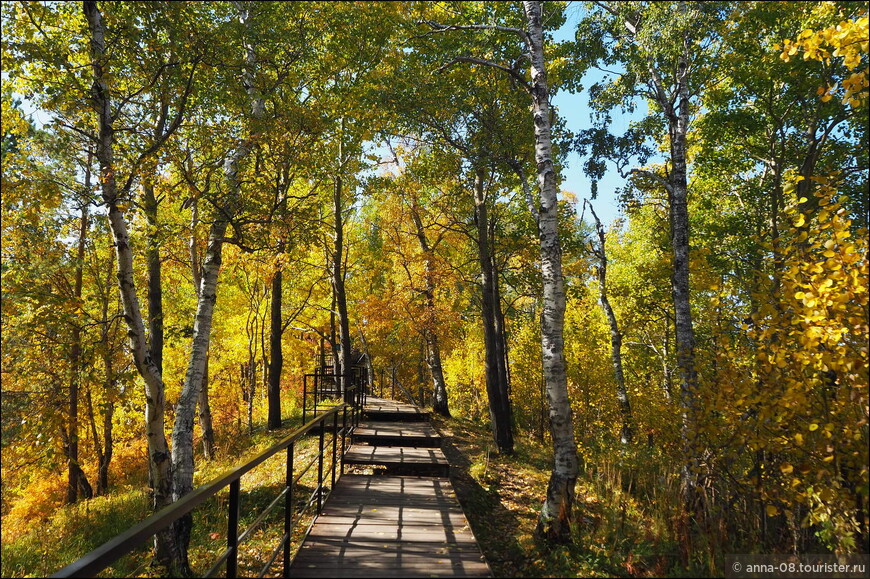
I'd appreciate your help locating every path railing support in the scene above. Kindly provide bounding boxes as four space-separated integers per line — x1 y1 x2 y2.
51 400 357 579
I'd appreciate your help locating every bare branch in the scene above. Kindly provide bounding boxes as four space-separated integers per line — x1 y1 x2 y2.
593 1 637 35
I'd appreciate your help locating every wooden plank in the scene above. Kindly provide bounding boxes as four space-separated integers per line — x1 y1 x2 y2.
355 421 439 435
289 475 491 577
313 512 471 526
333 475 451 488
344 446 449 465
362 397 430 422
307 524 478 543
291 551 490 570
298 539 484 553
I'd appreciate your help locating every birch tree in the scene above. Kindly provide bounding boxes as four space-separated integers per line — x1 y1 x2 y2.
420 0 579 541
168 2 266 569
82 1 189 569
584 200 634 444
577 0 730 514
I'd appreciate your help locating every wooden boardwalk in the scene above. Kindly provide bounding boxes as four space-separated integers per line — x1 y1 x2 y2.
288 397 491 578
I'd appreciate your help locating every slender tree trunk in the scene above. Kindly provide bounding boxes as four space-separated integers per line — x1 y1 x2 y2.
95 245 116 495
84 385 104 494
668 51 701 513
170 3 265 570
190 201 216 458
410 208 450 416
268 258 283 429
492 260 513 422
524 0 578 544
67 199 90 504
332 126 353 403
83 2 179 570
143 176 163 375
473 167 514 454
172 215 230 573
197 355 215 459
587 203 634 444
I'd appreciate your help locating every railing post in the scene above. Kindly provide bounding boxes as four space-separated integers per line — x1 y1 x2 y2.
313 369 319 417
341 405 348 474
283 444 293 578
317 418 325 514
227 479 240 579
302 374 308 424
331 411 338 489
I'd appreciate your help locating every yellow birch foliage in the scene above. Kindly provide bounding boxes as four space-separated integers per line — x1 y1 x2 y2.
777 13 869 107
747 182 868 551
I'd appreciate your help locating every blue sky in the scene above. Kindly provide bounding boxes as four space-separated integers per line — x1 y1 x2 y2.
551 5 635 229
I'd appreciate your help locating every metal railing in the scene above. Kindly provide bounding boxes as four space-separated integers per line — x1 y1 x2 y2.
302 367 368 423
51 401 357 578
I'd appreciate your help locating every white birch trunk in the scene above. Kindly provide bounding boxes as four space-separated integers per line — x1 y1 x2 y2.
83 0 179 569
169 1 265 565
587 203 634 444
670 50 701 508
523 0 579 543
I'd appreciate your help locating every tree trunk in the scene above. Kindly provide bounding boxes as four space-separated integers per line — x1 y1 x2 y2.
172 214 230 574
587 202 634 444
523 0 578 544
143 175 163 375
84 385 106 495
96 244 116 495
473 167 514 455
492 260 513 424
83 2 179 570
410 207 450 417
332 126 353 403
190 201 215 459
427 331 450 416
169 3 265 571
67 199 89 504
668 51 701 513
268 261 283 429
197 355 215 459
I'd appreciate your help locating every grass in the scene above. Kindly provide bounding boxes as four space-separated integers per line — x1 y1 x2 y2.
434 415 691 577
0 410 343 578
4 405 739 578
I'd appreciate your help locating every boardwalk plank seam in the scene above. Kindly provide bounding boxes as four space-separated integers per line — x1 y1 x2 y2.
288 397 491 578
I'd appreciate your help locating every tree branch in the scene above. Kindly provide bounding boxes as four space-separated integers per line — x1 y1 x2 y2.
419 20 529 43
631 167 673 194
435 56 531 92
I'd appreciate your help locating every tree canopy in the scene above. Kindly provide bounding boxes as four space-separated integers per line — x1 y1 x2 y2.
2 0 867 575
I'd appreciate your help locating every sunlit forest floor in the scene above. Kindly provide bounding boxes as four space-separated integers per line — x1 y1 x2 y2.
1 406 333 578
2 407 841 578
438 416 688 578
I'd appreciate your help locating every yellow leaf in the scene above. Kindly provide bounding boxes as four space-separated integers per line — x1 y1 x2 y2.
781 463 794 475
766 505 779 516
809 423 819 431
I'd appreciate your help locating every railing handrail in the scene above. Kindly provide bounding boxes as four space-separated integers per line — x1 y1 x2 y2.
50 403 351 579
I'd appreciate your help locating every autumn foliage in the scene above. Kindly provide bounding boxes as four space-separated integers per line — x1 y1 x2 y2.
1 1 868 577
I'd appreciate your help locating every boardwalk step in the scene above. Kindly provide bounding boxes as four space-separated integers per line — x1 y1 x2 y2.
290 475 491 578
363 397 431 422
344 445 450 477
363 408 431 422
353 421 441 448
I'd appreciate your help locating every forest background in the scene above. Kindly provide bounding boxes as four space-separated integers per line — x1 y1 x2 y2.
1 1 868 576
